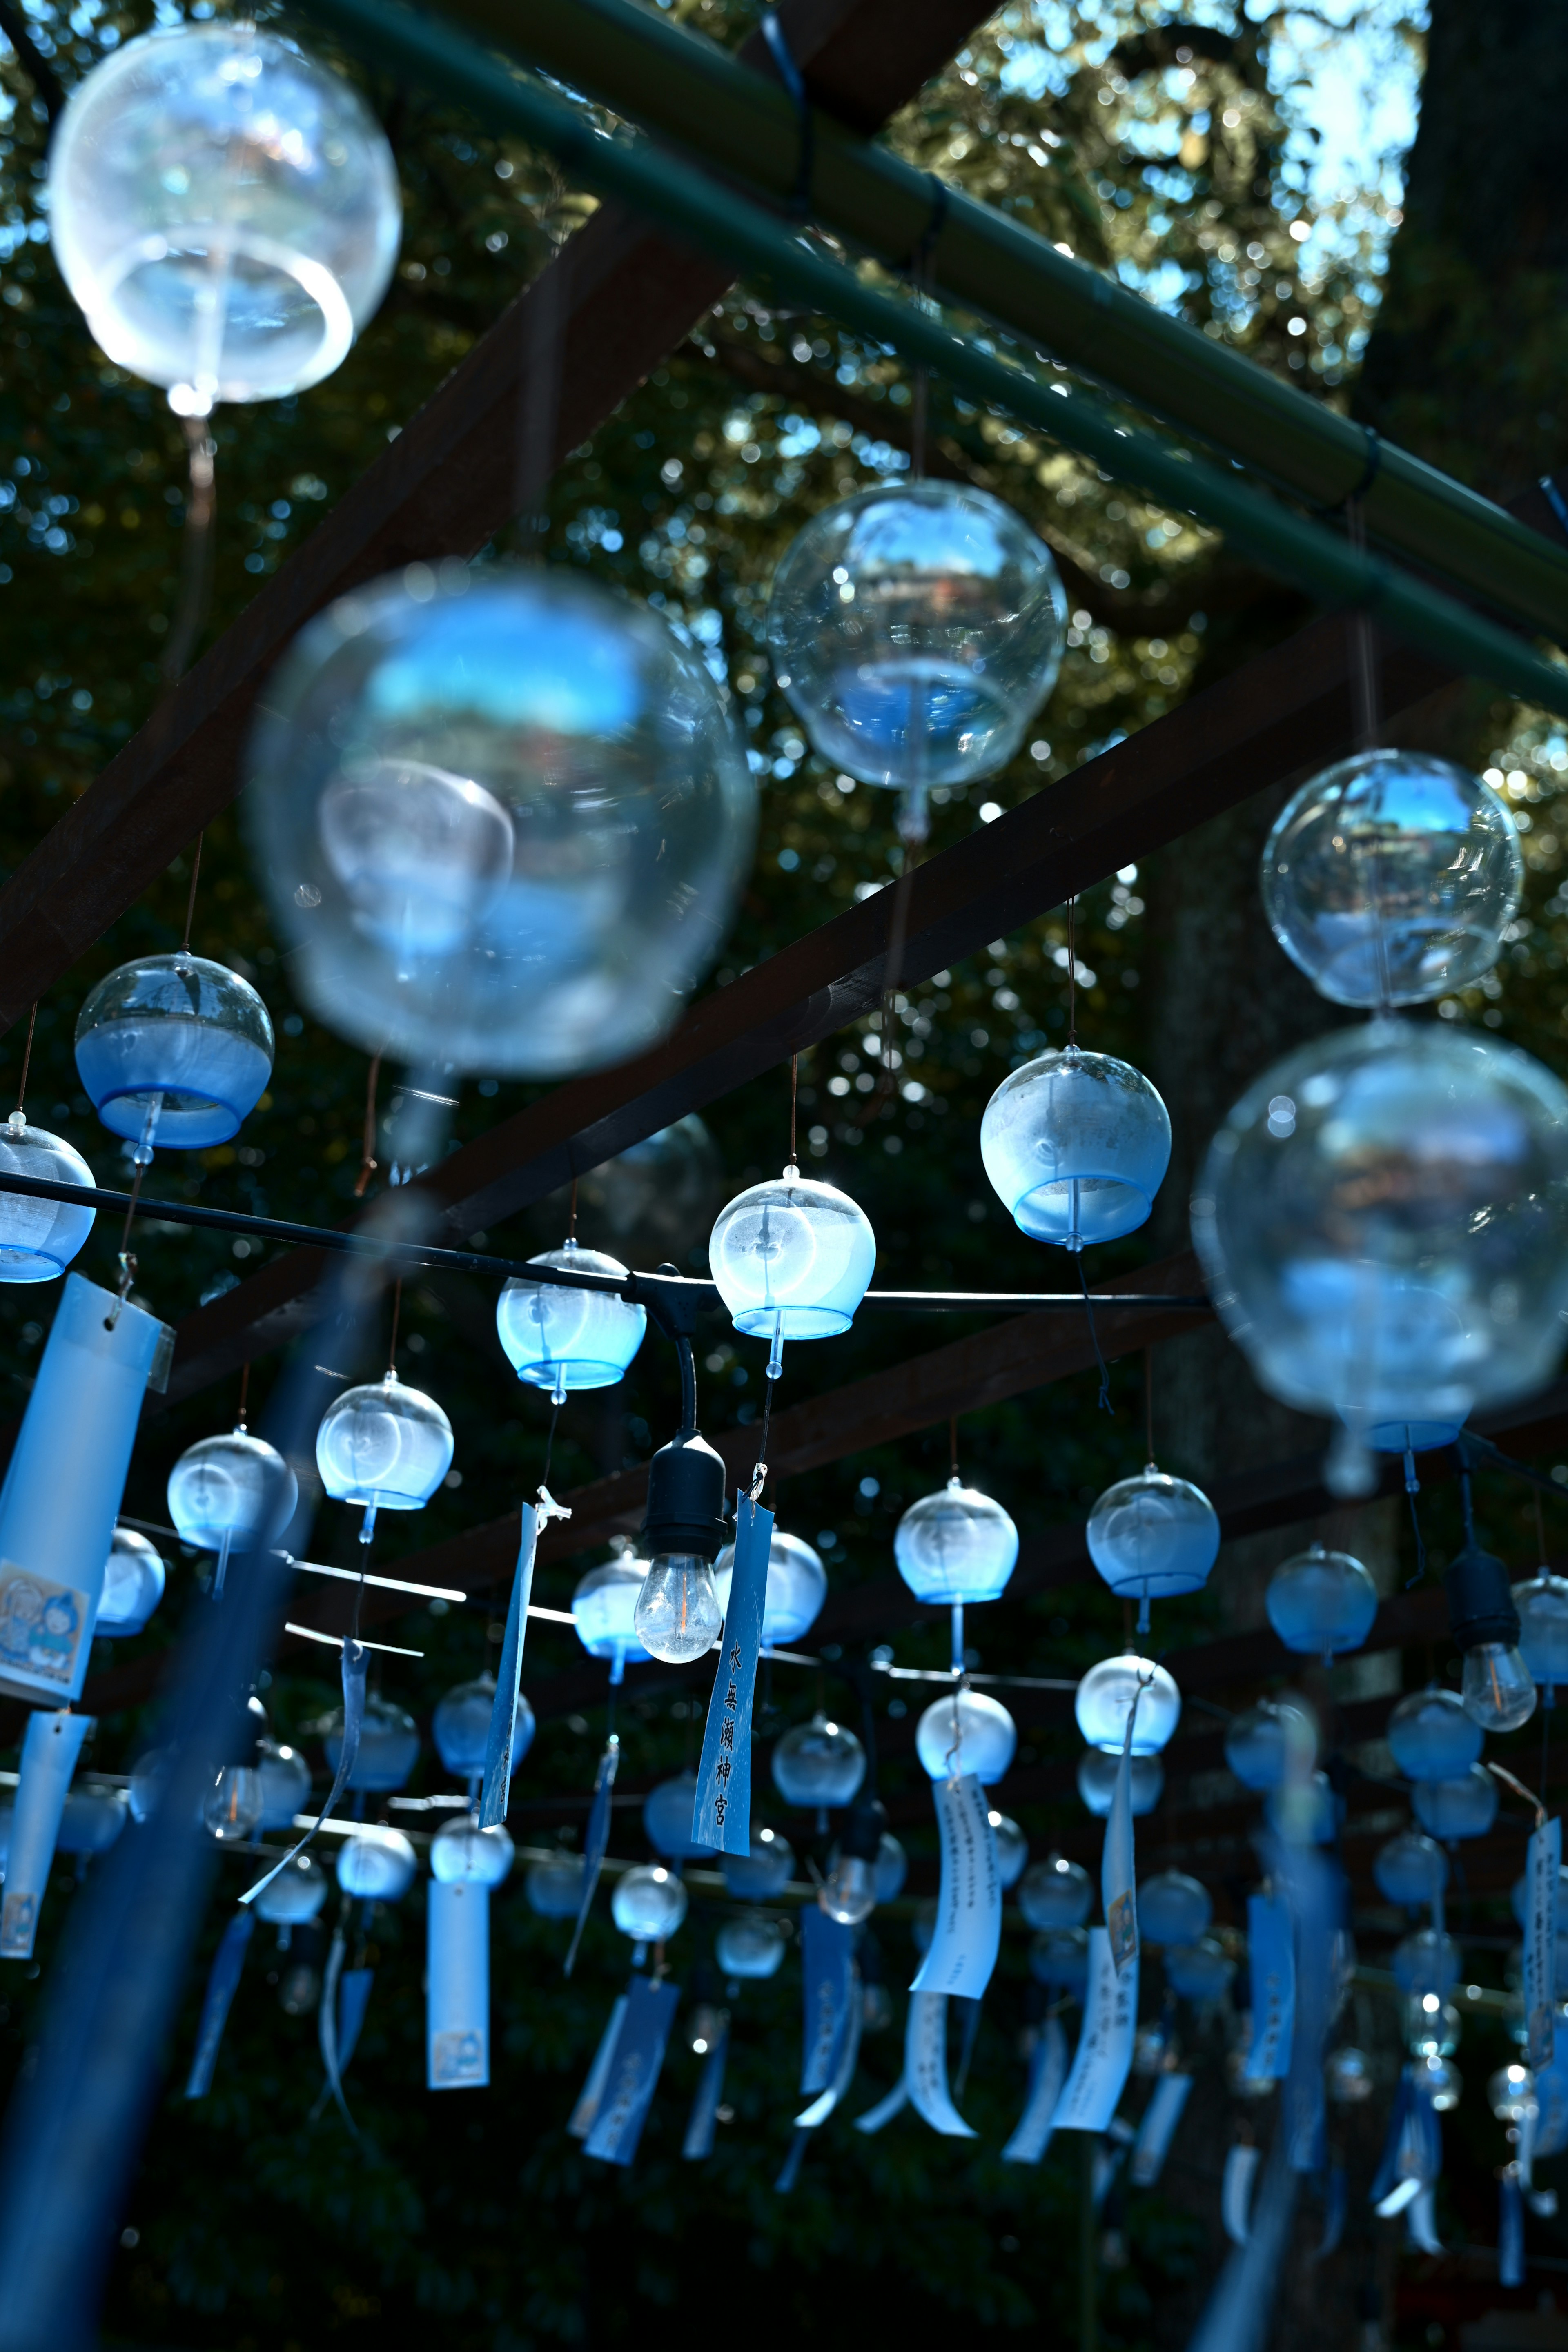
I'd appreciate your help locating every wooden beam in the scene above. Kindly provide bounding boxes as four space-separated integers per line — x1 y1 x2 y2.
0 0 990 1035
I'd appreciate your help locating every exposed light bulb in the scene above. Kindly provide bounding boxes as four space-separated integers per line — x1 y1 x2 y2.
1460 1641 1537 1734
203 1766 263 1842
819 1852 877 1926
633 1552 723 1664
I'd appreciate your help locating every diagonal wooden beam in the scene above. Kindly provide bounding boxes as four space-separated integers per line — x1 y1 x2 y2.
0 0 990 1036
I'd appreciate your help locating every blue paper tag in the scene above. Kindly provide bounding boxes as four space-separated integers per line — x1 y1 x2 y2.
584 1976 681 2166
564 1735 620 1977
184 1910 255 2100
1501 2167 1526 2287
682 2022 729 2162
338 1968 374 2076
1052 1929 1138 2134
692 1494 771 1857
1129 2071 1192 2187
569 1993 629 2141
799 1906 854 2095
1002 2015 1070 2165
1526 1816 1561 2070
905 1989 976 2138
1245 1892 1295 2083
479 1508 539 1831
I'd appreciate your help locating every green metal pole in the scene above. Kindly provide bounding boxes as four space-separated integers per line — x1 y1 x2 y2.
296 0 1568 728
405 0 1568 648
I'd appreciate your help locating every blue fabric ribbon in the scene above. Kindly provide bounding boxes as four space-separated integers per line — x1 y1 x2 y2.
184 1910 255 2100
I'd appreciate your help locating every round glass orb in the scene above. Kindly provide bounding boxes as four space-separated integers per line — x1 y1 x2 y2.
874 1832 907 1904
915 1687 1017 1784
1517 1571 1568 1688
765 481 1067 797
1078 1749 1164 1817
1261 749 1522 1010
1018 1855 1093 1931
709 1165 875 1346
256 1740 312 1830
1163 1938 1236 2004
633 1552 724 1666
643 1772 711 1861
989 1811 1028 1890
1407 1993 1463 2058
95 1526 167 1638
713 1528 828 1647
721 1826 796 1901
771 1714 866 1811
716 1913 787 1980
57 1783 128 1856
1388 1686 1483 1784
1266 1543 1379 1660
245 564 755 1075
981 1047 1172 1251
1417 2052 1463 2112
496 1241 646 1399
75 953 274 1154
0 1117 96 1280
1489 2062 1537 2125
893 1479 1018 1607
1224 1700 1317 1791
525 1854 584 1918
50 24 399 408
1412 1765 1498 1843
432 1676 534 1782
315 1373 452 1512
1086 1467 1219 1615
572 1553 653 1673
1392 1927 1461 1999
1511 1864 1568 1930
1265 1768 1341 1846
1326 2045 1375 2105
1030 1925 1089 1993
1192 1021 1568 1440
168 1428 298 1556
336 1824 416 1903
431 1817 514 1888
254 1852 329 1928
1374 1830 1449 1910
1138 1870 1213 1947
611 1862 688 1944
324 1695 420 1792
819 1852 878 1927
530 1115 724 1268
204 1766 262 1842
1075 1654 1182 1756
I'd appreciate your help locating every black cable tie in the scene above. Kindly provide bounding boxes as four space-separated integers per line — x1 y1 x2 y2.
760 11 813 219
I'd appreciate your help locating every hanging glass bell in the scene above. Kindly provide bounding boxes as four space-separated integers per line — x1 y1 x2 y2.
1078 1749 1164 1817
873 1831 908 1901
1018 1855 1092 1929
1411 1765 1498 1842
324 1695 420 1792
1266 1541 1379 1662
1388 1686 1483 1783
894 1479 1018 1605
245 565 755 1076
571 1550 653 1683
57 1782 129 1858
643 1771 711 1861
1030 1925 1090 1993
525 1855 585 1918
168 1426 299 1594
611 1863 688 1943
496 1241 646 1402
1375 1829 1449 1910
713 1527 827 1648
1075 1653 1181 1754
771 1713 866 1812
0 1116 96 1281
914 1686 1016 1783
715 1913 787 1979
1261 749 1522 1009
75 953 274 1158
94 1526 166 1637
1224 1699 1316 1791
1517 1570 1568 1691
981 1046 1172 1251
336 1825 417 1902
315 1372 453 1539
708 1163 875 1378
50 22 401 410
989 1811 1028 1889
719 1825 795 1900
1192 1021 1568 1446
431 1818 514 1888
765 481 1067 837
256 1740 312 1830
1086 1466 1218 1632
254 1853 329 1931
1163 1939 1236 2003
1265 1768 1341 1845
432 1675 535 1789
1392 1926 1461 1998
1138 1870 1212 1947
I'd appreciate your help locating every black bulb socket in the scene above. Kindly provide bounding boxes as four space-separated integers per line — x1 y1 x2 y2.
639 1428 729 1563
1444 1542 1521 1652
840 1795 889 1864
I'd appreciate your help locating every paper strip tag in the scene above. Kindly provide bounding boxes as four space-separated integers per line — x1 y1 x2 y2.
1102 1717 1138 1977
1130 2071 1193 2186
796 1967 863 2128
1500 2168 1526 2286
1245 1892 1296 2083
564 1736 620 1977
0 1708 92 1960
1051 1929 1138 2134
584 1976 681 2166
318 1921 357 2131
183 1911 255 2100
906 1990 976 2138
479 1508 539 1831
854 2076 910 2135
569 1994 629 2140
799 1906 855 2095
1223 2143 1260 2246
1534 2016 1568 2159
1002 2015 1070 2165
1526 1816 1561 2071
910 1772 1002 2001
1409 2185 1444 2257
337 1967 374 2076
682 2021 729 2161
693 1494 771 1856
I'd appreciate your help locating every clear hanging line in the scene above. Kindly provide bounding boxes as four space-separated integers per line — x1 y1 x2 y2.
11 1000 36 1126
179 831 205 956
1078 1254 1114 1415
386 1276 402 1377
161 414 217 688
1066 894 1078 1045
789 1051 799 1168
353 1051 382 1200
1144 1345 1155 1468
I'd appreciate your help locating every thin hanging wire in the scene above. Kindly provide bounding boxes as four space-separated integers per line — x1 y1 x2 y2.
386 1277 402 1378
236 1361 250 1432
568 1174 578 1241
1144 1346 1156 1469
789 1052 800 1166
949 1414 960 1480
515 173 569 549
9 1001 36 1131
541 1396 562 1492
1066 895 1079 1046
353 1053 382 1199
179 832 204 956
160 415 218 688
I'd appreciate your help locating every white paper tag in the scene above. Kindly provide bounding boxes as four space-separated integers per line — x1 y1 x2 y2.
905 1990 976 2138
910 1773 1001 2001
1102 1722 1138 1976
1130 2072 1193 2186
1051 1928 1138 2134
1002 2016 1070 2165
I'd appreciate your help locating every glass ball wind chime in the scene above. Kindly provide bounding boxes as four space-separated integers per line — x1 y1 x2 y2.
1085 1352 1218 1638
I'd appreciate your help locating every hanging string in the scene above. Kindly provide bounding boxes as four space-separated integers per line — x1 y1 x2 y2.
161 415 217 688
1343 445 1382 754
789 1052 799 1166
236 1361 250 1432
515 170 568 549
949 1414 959 1480
568 1173 578 1242
541 1396 562 1493
751 1373 774 1505
387 1278 402 1378
1066 895 1079 1046
1403 1488 1428 1588
1078 1255 1113 1416
180 832 205 956
105 1165 148 1328
853 841 921 1129
1144 1347 1155 1469
9 1001 36 1131
906 175 947 484
353 1053 382 1199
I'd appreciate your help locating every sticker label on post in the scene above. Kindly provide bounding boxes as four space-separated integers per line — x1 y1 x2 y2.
692 1494 771 1858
